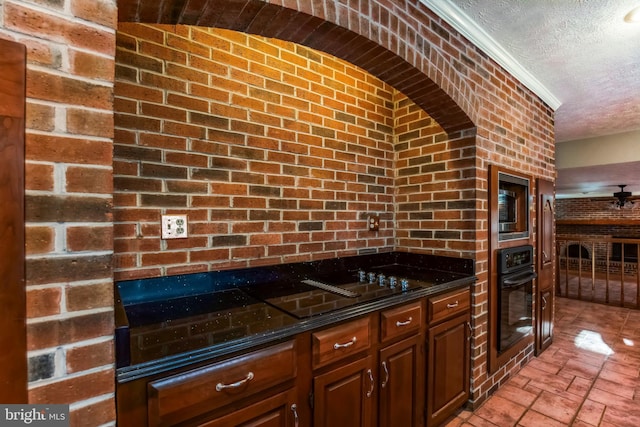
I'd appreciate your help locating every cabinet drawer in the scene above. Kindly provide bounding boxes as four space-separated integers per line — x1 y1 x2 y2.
148 340 296 427
428 288 470 324
312 317 371 369
380 301 423 342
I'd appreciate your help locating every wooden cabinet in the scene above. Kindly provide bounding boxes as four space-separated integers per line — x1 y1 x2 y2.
313 303 426 427
199 389 298 427
313 355 374 427
537 288 553 352
312 317 371 369
536 177 555 355
426 289 470 427
117 288 473 427
379 300 424 427
148 341 297 426
379 334 424 427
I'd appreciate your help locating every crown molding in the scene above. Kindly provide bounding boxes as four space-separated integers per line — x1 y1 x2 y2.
420 0 562 110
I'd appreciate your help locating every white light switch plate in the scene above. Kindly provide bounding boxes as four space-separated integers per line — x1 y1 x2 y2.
161 214 188 239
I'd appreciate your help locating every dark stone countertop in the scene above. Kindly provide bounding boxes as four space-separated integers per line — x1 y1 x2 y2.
115 251 476 383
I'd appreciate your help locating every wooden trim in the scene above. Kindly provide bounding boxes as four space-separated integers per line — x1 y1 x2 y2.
488 165 534 374
0 37 27 403
556 219 640 226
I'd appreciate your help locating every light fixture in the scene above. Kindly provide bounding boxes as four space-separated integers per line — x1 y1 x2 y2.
609 185 637 210
624 5 640 23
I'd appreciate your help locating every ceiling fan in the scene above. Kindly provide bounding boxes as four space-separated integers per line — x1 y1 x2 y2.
609 185 639 210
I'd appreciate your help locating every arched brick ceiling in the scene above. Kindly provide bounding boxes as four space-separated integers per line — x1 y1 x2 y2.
118 0 474 133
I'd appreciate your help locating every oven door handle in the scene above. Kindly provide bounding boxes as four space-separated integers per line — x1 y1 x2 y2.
502 271 537 287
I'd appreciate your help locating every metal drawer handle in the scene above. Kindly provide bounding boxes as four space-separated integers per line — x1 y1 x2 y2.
215 372 254 391
542 295 547 310
334 336 357 350
446 301 459 309
366 369 374 398
381 361 389 388
291 404 299 427
396 317 413 327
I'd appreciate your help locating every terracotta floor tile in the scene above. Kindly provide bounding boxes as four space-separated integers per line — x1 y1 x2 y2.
530 390 581 424
473 395 527 426
458 297 640 427
517 409 569 427
601 360 639 378
526 357 563 375
465 414 501 426
566 376 593 399
592 377 635 400
494 383 538 407
576 399 606 426
560 358 602 381
601 405 640 426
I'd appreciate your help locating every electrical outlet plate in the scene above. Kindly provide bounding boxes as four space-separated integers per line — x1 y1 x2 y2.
161 214 188 239
368 215 380 232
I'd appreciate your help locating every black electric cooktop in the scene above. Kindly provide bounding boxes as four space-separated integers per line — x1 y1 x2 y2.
244 264 454 319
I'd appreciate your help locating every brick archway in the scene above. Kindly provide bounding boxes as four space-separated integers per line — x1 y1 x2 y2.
118 0 475 133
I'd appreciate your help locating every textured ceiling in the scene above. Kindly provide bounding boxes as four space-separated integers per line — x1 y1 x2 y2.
447 0 640 198
450 0 640 142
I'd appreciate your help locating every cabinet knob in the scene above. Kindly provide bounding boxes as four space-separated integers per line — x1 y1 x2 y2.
446 301 459 309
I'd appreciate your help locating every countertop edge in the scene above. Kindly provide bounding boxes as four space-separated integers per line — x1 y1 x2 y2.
116 276 475 383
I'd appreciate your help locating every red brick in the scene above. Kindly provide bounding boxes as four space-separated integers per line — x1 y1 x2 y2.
70 49 115 81
68 395 115 427
27 311 113 350
26 102 55 131
25 162 54 191
66 340 114 374
27 69 113 109
66 226 113 252
6 2 114 55
25 225 55 255
28 368 114 404
71 0 117 28
26 134 112 165
26 287 62 318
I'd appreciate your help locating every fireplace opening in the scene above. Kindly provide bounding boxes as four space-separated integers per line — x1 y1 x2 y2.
565 243 590 259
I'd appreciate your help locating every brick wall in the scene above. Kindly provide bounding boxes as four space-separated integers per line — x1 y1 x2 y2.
1 0 117 424
2 0 557 423
114 25 401 280
557 197 640 237
557 197 640 222
394 95 477 255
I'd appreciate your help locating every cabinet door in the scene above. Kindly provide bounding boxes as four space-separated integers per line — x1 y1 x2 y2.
536 178 555 355
538 289 554 352
313 355 374 427
198 389 298 427
426 315 470 427
379 335 424 427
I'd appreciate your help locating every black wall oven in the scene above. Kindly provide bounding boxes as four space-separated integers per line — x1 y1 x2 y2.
497 245 536 353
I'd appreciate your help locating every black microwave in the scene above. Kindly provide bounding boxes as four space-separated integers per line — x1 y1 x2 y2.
497 171 530 240
498 189 517 232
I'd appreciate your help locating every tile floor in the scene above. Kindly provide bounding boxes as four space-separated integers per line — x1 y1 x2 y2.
446 297 640 426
